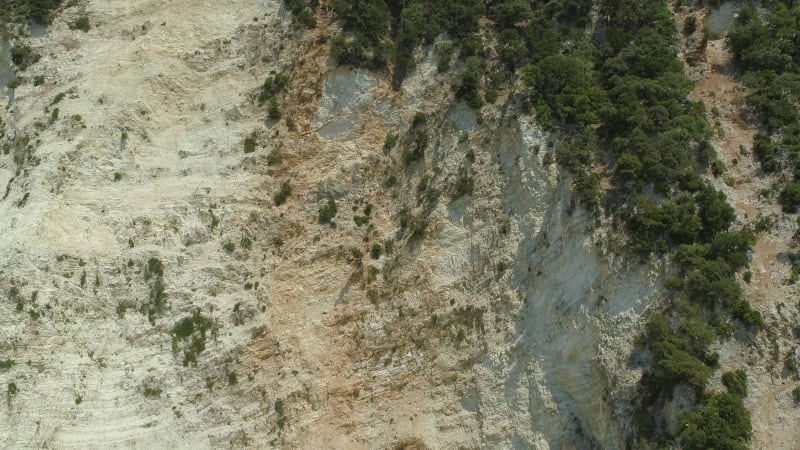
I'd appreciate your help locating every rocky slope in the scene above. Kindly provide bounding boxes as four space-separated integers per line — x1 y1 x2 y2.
0 1 795 449
679 7 800 449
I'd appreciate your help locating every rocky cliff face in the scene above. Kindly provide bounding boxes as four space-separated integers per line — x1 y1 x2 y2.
0 1 793 449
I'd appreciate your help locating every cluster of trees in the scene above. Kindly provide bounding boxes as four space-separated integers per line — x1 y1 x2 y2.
728 2 800 212
321 0 595 87
1 0 62 25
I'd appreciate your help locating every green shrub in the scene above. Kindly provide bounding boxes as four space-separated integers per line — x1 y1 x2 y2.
683 16 697 35
353 215 369 226
452 170 475 198
274 181 291 206
69 15 90 32
50 92 66 106
243 135 257 154
455 56 484 109
383 132 398 150
240 236 252 250
10 44 40 71
721 370 748 398
285 0 316 27
779 182 800 213
680 392 752 450
258 72 289 104
141 257 167 323
267 99 281 119
171 309 214 367
318 199 337 225
143 387 162 399
266 151 283 166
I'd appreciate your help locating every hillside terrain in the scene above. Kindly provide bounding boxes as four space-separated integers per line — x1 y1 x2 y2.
0 0 799 449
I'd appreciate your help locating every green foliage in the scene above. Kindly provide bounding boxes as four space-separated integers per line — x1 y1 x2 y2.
7 381 18 406
142 387 162 399
243 135 257 154
267 99 281 120
50 92 66 106
722 370 748 398
258 72 288 104
327 0 489 84
142 257 167 324
144 257 163 281
452 170 475 198
679 392 752 450
240 236 252 250
455 56 484 109
258 72 287 120
398 207 427 240
370 243 382 259
68 14 90 32
284 0 316 28
318 198 337 225
729 3 800 221
274 181 291 206
525 55 605 127
383 132 398 150
266 151 283 166
10 44 41 71
171 309 215 367
403 116 428 164
779 182 800 213
752 132 779 172
329 0 391 69
683 16 697 35
1 0 63 25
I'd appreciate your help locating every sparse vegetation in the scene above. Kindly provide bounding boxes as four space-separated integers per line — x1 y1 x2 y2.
452 170 475 198
171 309 215 367
318 198 337 226
266 151 283 166
69 14 90 32
273 181 291 206
383 132 398 150
10 44 41 71
285 0 316 28
0 359 15 370
243 134 257 154
143 386 162 399
142 257 167 324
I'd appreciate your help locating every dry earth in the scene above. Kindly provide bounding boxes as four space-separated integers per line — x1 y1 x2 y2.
1 1 796 449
